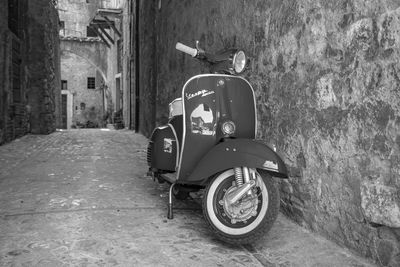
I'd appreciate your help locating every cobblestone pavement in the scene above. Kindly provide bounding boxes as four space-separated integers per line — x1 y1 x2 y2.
0 129 376 267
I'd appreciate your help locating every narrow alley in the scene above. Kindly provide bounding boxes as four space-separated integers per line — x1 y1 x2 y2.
1 1 400 265
0 129 375 266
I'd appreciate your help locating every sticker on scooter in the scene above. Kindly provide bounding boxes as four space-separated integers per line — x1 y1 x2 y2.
190 103 215 136
163 138 174 153
185 89 215 100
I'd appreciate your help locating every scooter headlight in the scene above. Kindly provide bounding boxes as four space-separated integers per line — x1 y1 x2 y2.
232 50 246 74
221 120 236 136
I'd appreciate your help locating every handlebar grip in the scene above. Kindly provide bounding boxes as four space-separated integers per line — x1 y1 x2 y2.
176 42 198 57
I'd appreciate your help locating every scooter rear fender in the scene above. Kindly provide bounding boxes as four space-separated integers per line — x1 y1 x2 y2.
184 138 288 185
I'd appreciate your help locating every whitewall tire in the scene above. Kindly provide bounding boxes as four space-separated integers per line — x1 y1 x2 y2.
202 169 280 244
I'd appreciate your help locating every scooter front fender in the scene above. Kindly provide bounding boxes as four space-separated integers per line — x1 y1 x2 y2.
185 138 288 184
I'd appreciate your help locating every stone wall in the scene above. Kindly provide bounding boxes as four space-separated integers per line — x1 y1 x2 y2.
137 0 157 136
0 0 60 144
26 0 61 134
140 0 400 265
0 5 9 144
58 0 99 37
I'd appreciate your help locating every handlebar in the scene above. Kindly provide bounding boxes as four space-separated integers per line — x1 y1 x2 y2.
175 41 248 74
175 42 198 57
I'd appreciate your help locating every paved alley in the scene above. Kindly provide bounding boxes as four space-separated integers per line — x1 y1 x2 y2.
0 129 376 266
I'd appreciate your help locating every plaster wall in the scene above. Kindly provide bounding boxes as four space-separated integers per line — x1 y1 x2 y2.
58 0 99 37
61 51 104 127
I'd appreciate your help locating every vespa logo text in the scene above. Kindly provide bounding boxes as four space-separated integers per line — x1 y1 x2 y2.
185 90 214 100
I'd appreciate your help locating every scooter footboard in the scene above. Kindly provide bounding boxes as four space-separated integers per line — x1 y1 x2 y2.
185 139 288 184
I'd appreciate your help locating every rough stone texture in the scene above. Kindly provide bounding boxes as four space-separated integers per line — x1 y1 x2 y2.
26 0 61 134
60 38 108 80
361 180 400 227
128 0 158 136
0 0 60 144
57 0 99 38
0 2 28 144
0 10 7 143
138 0 400 265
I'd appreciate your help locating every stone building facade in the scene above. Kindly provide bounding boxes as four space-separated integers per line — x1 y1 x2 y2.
58 0 133 129
0 0 60 144
134 0 400 266
58 0 109 129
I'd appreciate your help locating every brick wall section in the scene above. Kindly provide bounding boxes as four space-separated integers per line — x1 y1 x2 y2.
139 0 400 265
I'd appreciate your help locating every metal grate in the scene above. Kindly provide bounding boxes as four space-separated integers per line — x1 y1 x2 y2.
87 77 95 89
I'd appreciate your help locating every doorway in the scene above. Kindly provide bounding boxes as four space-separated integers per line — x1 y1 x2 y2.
61 94 67 129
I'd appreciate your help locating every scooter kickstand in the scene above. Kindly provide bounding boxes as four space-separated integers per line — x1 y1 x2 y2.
167 183 175 219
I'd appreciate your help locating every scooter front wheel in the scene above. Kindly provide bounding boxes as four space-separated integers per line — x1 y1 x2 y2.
202 169 279 244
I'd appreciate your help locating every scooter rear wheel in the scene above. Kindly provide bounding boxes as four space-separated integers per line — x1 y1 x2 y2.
202 169 279 244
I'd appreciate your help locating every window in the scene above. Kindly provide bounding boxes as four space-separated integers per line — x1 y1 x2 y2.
80 103 86 110
87 77 95 89
61 80 67 90
86 26 97 37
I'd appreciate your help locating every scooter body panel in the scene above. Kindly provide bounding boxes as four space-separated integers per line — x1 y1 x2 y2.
186 138 288 185
148 125 178 172
177 74 256 181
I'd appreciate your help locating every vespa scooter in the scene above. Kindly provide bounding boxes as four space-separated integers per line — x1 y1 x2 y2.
147 41 288 244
